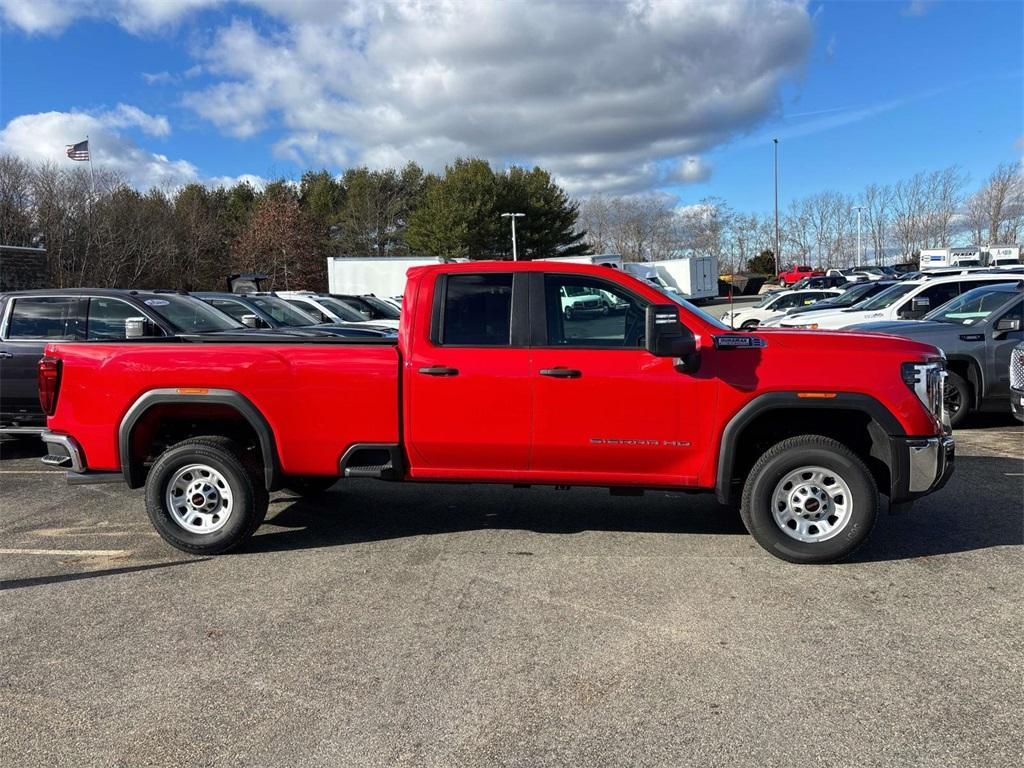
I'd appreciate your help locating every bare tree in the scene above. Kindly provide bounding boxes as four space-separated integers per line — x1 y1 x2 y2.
860 183 893 264
966 162 1024 245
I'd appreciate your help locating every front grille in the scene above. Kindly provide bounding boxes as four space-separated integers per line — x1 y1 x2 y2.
1011 346 1024 390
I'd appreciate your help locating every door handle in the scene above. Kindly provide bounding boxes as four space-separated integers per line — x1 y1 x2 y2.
0 351 12 359
419 366 459 377
539 367 582 379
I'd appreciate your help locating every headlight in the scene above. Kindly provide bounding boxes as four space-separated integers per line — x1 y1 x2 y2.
901 359 947 426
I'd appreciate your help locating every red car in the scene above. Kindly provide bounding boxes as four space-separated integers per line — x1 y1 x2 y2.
778 265 824 286
38 261 953 563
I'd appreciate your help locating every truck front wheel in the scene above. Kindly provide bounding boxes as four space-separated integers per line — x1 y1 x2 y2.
740 435 878 564
145 436 269 555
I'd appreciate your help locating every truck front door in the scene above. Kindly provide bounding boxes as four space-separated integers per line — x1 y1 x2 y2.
528 273 713 486
405 272 532 476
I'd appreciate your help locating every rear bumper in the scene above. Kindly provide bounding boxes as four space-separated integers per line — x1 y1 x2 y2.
40 430 86 472
889 434 955 503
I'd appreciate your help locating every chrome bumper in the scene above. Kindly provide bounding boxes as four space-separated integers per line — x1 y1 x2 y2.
40 431 85 473
905 434 955 495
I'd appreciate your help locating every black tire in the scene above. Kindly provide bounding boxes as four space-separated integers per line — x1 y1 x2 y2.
741 319 760 329
564 307 574 320
944 371 971 428
284 475 337 496
740 435 878 564
145 436 269 555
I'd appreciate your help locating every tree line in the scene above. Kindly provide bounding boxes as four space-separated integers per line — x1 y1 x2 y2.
0 155 586 291
579 162 1023 273
0 152 1020 290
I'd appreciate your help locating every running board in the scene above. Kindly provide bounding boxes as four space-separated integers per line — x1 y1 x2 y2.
65 471 124 485
339 443 404 480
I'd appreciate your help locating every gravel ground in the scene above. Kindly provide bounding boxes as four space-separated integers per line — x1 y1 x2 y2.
0 415 1021 767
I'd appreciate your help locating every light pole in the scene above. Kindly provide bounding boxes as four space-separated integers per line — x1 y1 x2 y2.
501 212 525 261
773 138 780 277
853 205 864 267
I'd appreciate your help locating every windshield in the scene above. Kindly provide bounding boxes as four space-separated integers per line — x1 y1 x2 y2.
361 296 401 318
753 292 779 308
854 282 918 311
832 282 886 306
143 294 243 333
249 296 319 327
924 285 1021 325
315 297 366 322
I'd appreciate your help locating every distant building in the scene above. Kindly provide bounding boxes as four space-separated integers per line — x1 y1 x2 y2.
0 245 48 291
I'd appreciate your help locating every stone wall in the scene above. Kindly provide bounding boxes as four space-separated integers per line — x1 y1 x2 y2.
0 248 48 291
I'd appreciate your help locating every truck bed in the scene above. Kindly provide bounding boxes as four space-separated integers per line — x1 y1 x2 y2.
45 341 401 476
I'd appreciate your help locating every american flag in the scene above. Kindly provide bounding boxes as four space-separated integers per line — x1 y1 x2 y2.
65 139 90 161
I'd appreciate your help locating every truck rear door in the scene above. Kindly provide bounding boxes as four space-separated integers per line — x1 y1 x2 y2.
405 272 532 475
0 296 83 424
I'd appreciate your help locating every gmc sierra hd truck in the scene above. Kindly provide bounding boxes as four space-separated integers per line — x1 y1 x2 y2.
38 262 954 564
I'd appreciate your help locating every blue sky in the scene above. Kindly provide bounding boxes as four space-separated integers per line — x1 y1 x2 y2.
0 0 1020 212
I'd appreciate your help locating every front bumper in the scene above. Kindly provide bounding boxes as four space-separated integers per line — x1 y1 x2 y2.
889 434 955 503
1011 387 1024 423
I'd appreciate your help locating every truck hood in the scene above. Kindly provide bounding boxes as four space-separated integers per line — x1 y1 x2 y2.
777 307 887 328
749 327 942 358
842 320 959 338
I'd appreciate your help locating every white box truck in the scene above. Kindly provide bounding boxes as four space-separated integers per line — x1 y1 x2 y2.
327 256 450 298
542 253 624 269
625 257 717 302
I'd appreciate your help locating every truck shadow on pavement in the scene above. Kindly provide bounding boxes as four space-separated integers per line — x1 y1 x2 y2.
245 455 1022 563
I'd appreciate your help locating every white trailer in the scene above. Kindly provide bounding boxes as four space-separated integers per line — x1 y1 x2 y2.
327 256 449 298
646 256 719 302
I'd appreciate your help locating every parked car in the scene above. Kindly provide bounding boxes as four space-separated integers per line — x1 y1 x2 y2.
0 289 246 432
791 274 849 290
328 294 403 321
1011 341 1024 422
774 273 1022 329
194 292 397 338
778 265 824 286
720 289 843 328
848 283 1022 425
277 291 401 330
759 281 898 326
559 284 612 318
39 261 955 564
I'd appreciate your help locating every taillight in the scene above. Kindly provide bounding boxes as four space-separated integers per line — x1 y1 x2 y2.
38 357 62 416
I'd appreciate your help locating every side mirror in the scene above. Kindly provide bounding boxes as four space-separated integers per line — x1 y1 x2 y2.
241 314 263 328
645 304 698 362
995 316 1021 333
124 317 148 339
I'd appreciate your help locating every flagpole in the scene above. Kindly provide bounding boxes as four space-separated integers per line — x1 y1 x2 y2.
86 134 96 197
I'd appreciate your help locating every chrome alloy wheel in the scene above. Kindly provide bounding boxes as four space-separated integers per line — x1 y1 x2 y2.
770 466 853 543
166 463 234 534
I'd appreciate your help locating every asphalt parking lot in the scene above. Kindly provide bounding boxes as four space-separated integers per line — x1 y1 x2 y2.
1 413 1021 767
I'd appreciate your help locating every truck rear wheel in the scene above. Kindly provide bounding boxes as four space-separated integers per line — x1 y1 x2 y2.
740 435 878 564
145 436 269 555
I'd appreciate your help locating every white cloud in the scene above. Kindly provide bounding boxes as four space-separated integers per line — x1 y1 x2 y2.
2 0 813 195
671 156 713 185
0 107 195 189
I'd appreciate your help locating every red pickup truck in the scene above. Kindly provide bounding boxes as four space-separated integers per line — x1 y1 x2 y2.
39 261 954 563
778 265 824 286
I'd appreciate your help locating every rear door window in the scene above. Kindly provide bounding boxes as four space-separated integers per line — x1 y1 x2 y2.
207 299 252 322
439 274 513 346
6 297 83 340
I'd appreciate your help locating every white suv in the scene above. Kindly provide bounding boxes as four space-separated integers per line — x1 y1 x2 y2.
775 273 1022 329
720 288 843 329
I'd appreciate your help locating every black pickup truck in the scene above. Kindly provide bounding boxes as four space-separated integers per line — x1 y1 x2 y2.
0 289 248 432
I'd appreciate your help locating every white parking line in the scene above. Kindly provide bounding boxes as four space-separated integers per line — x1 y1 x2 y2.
0 470 61 474
0 548 131 557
